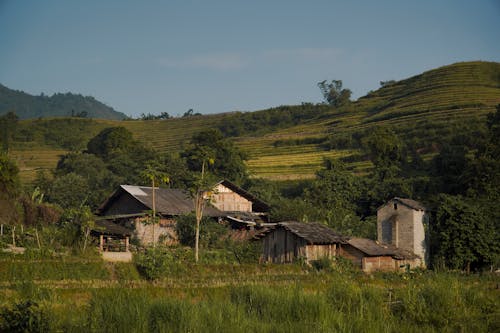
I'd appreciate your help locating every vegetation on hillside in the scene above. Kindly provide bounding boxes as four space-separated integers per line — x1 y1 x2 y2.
0 83 127 120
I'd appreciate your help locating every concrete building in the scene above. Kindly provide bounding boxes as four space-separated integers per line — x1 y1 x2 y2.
377 197 430 267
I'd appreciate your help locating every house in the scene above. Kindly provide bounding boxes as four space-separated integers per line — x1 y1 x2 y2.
96 185 224 246
96 180 270 246
254 221 347 263
377 197 430 267
340 237 422 273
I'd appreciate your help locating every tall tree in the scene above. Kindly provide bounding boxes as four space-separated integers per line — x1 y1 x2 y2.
140 162 169 248
317 80 352 107
432 194 499 272
182 129 248 184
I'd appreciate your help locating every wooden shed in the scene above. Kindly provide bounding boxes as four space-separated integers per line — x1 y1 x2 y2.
340 237 422 273
255 221 347 263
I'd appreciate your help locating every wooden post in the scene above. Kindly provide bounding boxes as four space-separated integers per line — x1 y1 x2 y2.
99 234 104 252
125 236 129 252
35 228 41 249
1 224 3 236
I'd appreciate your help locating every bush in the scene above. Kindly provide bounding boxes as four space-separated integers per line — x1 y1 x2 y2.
0 300 49 333
134 247 173 280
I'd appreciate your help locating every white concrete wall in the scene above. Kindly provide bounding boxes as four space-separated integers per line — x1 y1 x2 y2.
377 199 429 267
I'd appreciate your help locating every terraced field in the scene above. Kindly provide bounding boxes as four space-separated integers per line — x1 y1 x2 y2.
9 61 500 183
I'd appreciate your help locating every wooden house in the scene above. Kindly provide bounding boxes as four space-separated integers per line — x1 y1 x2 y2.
96 185 224 246
377 197 430 267
96 181 270 246
340 237 422 273
255 221 347 263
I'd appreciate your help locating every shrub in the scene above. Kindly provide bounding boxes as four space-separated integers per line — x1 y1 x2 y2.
0 300 49 333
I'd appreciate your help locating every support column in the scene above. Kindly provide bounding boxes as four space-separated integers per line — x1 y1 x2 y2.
125 236 129 252
99 234 104 252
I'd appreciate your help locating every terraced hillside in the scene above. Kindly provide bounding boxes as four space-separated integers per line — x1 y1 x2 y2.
9 61 500 182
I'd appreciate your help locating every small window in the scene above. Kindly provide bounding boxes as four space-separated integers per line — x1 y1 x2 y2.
394 203 398 210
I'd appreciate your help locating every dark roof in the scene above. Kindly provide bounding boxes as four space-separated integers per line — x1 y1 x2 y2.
97 185 225 217
216 180 270 212
378 197 427 211
254 221 347 245
347 238 419 260
93 220 132 236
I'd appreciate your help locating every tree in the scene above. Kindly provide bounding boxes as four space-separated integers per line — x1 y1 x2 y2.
317 80 352 107
140 162 169 248
0 111 18 153
86 127 134 158
304 159 375 237
0 152 20 198
432 194 499 272
48 173 89 209
190 152 214 262
182 129 248 184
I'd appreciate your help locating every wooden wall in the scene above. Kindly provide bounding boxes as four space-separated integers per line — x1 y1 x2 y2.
211 184 253 212
261 228 337 263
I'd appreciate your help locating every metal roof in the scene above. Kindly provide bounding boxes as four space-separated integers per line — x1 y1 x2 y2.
99 185 225 217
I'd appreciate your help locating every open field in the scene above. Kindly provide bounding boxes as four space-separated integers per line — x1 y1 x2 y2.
0 255 498 332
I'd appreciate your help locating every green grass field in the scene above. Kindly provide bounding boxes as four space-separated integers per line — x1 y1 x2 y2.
0 256 498 332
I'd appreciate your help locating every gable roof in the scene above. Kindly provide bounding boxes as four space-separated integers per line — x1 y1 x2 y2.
254 221 347 245
378 197 427 211
215 180 270 212
97 185 225 217
347 237 419 260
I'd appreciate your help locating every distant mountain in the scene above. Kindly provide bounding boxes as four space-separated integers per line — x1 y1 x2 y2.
0 84 127 120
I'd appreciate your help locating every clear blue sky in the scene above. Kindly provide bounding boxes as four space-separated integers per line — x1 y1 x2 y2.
1 0 499 118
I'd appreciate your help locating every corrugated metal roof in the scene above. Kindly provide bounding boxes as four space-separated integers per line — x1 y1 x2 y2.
119 185 225 217
347 237 419 259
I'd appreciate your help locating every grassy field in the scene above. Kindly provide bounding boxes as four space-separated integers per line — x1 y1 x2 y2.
0 255 498 332
9 61 500 183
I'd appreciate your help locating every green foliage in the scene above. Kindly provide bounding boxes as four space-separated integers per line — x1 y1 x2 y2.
0 83 126 120
0 300 49 333
47 173 89 209
87 126 135 158
317 79 352 107
0 152 20 198
432 195 499 271
183 128 248 184
175 214 228 248
134 247 180 280
217 103 330 137
0 111 18 152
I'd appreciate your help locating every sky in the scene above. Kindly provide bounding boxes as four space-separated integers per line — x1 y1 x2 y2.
1 0 499 118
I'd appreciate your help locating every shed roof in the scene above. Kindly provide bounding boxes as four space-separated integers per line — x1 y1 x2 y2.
378 197 427 211
97 185 225 217
254 221 347 245
93 220 132 237
347 238 419 260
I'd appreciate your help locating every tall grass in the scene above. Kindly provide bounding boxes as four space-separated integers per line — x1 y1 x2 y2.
2 272 491 333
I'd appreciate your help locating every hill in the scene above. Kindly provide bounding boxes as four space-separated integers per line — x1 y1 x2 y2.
8 61 500 182
0 83 127 120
